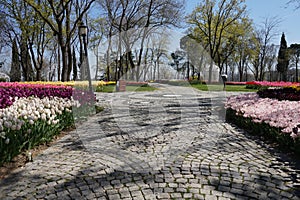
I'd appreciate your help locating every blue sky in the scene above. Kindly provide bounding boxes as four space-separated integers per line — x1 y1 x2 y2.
185 0 300 45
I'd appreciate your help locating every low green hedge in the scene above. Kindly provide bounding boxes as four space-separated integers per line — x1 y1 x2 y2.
245 84 268 90
226 108 300 155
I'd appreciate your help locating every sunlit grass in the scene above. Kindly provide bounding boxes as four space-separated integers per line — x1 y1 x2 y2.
192 84 258 92
96 85 157 93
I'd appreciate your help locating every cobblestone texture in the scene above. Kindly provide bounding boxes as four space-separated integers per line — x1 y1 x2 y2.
0 83 300 199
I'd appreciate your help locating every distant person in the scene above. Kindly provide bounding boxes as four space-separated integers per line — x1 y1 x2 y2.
221 74 228 91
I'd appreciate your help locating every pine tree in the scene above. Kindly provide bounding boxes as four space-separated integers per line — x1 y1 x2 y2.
10 38 21 82
277 33 289 81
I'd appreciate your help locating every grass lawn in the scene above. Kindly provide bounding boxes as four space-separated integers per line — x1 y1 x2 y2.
192 84 258 92
96 85 157 92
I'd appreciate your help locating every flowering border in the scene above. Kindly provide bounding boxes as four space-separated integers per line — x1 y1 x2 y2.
0 96 80 165
225 93 300 154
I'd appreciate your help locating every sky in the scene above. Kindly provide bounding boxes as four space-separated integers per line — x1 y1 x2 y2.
184 0 300 45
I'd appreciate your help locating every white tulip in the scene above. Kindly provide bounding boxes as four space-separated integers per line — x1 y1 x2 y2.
0 132 5 139
11 125 16 131
41 113 46 121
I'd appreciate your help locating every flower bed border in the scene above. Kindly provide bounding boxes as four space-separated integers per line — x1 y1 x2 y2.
226 108 300 155
0 110 74 166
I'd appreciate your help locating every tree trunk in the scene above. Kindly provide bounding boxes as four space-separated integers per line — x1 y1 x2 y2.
208 59 213 83
57 46 61 81
66 4 72 81
10 38 21 82
20 40 34 81
186 61 190 80
153 61 156 80
61 45 68 82
296 60 299 82
67 44 73 81
36 69 42 81
73 46 77 81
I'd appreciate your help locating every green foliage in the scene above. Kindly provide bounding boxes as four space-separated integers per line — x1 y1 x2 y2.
245 84 268 90
0 102 106 166
96 85 115 93
95 105 104 113
126 86 157 92
288 43 300 82
0 78 7 82
0 110 75 166
187 0 248 82
277 33 289 81
95 85 157 92
192 83 257 92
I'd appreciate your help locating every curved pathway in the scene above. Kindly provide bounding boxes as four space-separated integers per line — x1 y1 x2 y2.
0 84 299 199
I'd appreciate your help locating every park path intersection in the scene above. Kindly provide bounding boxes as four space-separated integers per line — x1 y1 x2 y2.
0 83 300 199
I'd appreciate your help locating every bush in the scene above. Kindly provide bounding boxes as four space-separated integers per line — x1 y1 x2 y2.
0 78 7 82
126 81 148 87
188 79 203 85
257 87 300 101
167 81 190 86
245 84 266 90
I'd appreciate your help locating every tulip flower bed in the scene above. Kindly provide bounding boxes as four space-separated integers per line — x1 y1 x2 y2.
225 81 246 85
0 82 96 166
257 87 300 101
225 92 300 154
23 80 116 87
246 81 300 89
0 82 73 109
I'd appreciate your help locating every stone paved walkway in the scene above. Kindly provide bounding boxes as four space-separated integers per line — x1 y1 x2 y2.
1 84 300 199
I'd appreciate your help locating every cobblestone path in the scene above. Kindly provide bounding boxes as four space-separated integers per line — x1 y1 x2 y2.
0 84 300 199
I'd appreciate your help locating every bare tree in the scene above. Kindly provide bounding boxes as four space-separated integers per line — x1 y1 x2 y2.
97 0 185 81
287 0 300 8
0 0 36 80
251 17 281 81
24 0 96 81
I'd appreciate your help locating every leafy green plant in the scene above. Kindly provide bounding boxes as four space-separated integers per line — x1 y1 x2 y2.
0 110 75 166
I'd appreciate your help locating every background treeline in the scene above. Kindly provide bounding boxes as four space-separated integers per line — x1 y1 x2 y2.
0 0 299 83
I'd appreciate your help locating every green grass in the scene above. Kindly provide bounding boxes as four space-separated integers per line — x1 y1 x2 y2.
191 84 258 92
96 85 157 92
96 85 115 92
126 85 157 92
96 83 256 92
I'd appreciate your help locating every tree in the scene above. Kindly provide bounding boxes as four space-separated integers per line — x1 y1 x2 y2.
0 0 35 81
72 46 77 81
24 0 96 81
10 38 21 81
277 33 289 81
287 0 300 8
28 19 52 81
288 43 300 82
149 32 169 81
187 0 247 83
250 17 280 81
170 50 185 79
265 44 278 81
97 0 185 81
